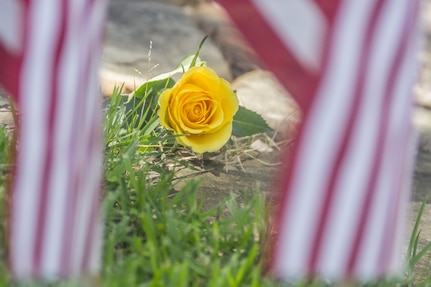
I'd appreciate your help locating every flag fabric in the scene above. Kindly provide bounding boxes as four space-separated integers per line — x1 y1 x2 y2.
217 0 422 281
0 0 107 279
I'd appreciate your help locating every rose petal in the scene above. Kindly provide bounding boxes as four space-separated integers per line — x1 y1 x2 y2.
175 88 224 134
218 79 239 118
181 66 220 91
178 121 233 153
158 88 174 130
158 65 239 153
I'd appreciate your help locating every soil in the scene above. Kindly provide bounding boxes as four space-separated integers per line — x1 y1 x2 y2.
173 146 282 211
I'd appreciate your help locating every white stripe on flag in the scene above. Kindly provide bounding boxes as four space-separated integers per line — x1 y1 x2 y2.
11 0 62 276
273 0 420 280
70 0 106 273
350 1 417 277
217 0 421 281
318 0 411 277
71 32 105 273
0 0 23 52
273 0 376 278
250 0 326 71
373 11 420 274
59 2 91 275
8 0 106 279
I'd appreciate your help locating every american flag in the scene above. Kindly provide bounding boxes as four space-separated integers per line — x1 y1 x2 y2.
0 0 106 279
217 0 422 281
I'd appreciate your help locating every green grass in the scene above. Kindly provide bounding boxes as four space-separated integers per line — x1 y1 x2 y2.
101 86 277 287
0 87 430 286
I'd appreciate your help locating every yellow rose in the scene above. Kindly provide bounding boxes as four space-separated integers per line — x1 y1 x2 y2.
158 66 239 153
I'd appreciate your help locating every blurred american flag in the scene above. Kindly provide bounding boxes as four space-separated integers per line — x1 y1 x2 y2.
218 0 422 281
0 0 106 279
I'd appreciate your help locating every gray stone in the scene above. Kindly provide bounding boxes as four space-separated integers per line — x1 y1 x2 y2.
414 1 431 108
185 2 259 78
232 69 300 140
0 88 15 131
412 113 431 203
101 1 231 96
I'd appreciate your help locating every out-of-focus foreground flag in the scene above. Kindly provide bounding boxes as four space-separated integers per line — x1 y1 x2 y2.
0 0 106 279
217 0 422 281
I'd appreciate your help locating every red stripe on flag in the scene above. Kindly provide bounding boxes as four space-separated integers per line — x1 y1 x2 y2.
0 49 22 99
314 1 340 23
216 0 319 111
0 1 30 102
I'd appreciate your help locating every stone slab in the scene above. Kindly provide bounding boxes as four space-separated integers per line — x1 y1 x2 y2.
101 1 231 96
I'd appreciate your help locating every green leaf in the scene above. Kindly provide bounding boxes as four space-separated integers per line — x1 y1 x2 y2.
148 55 205 82
131 77 174 100
190 35 208 68
232 106 272 138
119 78 174 132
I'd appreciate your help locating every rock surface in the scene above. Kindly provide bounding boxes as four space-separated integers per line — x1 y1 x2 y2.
0 88 14 133
415 0 431 109
232 70 300 140
101 0 231 95
411 1 431 206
